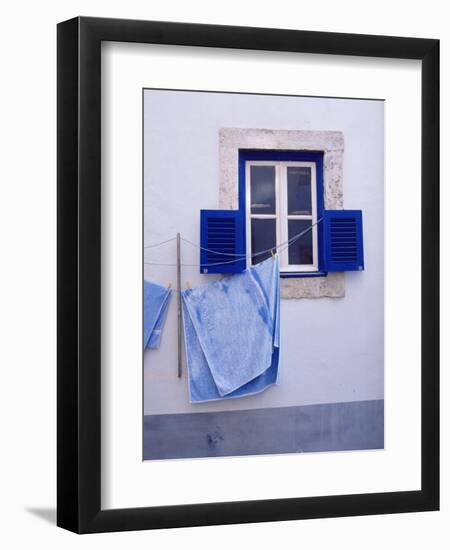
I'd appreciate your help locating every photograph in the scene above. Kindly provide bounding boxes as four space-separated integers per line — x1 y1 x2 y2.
0 0 443 543
54 13 439 535
142 88 384 460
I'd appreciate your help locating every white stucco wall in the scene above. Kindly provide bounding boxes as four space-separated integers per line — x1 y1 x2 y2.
143 89 384 415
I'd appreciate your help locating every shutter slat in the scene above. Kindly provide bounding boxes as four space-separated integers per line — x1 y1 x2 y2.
323 210 364 272
200 210 246 274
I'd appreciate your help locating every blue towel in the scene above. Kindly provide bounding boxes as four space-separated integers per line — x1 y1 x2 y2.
181 257 280 402
143 280 172 349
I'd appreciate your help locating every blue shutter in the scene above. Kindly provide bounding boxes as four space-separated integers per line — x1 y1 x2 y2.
323 210 364 272
200 210 246 274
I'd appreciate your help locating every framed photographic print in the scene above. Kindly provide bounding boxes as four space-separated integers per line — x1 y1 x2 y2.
57 17 439 533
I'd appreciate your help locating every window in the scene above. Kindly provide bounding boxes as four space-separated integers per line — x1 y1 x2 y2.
246 161 319 272
211 129 359 296
240 151 324 275
201 133 363 292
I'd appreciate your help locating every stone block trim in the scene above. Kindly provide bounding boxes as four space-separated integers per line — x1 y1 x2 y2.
218 128 345 299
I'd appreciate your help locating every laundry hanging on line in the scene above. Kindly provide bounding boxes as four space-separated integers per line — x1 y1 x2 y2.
143 280 172 349
181 256 280 403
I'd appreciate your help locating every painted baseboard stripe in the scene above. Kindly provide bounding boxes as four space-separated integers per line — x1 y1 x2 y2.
143 399 384 460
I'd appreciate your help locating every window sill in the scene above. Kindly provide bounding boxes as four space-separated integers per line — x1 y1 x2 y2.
280 272 345 299
280 271 328 279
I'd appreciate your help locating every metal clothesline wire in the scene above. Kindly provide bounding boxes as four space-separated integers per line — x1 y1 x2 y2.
143 218 323 268
143 236 178 248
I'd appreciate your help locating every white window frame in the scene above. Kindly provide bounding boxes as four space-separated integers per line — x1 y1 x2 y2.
245 160 318 273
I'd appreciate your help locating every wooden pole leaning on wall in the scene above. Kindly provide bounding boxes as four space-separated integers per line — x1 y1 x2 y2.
176 232 182 379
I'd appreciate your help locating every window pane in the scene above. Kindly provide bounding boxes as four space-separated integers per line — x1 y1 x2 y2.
288 219 313 265
250 165 276 214
251 218 276 265
287 166 312 215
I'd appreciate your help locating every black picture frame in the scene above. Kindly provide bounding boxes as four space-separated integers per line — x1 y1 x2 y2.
57 16 439 533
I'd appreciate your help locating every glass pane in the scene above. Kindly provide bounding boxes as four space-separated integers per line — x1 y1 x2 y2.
288 219 313 265
251 218 276 265
250 165 276 214
287 166 312 215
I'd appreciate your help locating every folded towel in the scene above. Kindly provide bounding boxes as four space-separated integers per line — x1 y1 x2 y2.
181 257 280 402
143 280 172 349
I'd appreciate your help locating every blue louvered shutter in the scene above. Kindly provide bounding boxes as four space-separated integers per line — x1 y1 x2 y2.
200 210 246 274
323 210 364 272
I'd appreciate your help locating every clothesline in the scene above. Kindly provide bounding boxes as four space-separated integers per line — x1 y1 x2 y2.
144 223 299 380
144 218 323 268
143 236 178 248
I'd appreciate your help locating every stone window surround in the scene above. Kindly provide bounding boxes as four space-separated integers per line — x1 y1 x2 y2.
219 128 345 299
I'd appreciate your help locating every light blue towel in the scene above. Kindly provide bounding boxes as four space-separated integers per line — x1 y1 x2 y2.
143 280 172 349
181 257 280 402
